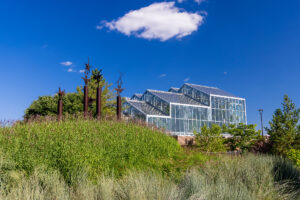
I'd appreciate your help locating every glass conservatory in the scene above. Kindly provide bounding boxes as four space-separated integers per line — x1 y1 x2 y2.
124 83 247 136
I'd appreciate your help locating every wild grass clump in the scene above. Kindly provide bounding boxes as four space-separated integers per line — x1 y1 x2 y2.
0 154 299 200
0 119 181 184
179 155 300 200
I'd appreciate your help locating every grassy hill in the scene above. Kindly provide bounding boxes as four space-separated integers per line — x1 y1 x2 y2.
0 119 300 199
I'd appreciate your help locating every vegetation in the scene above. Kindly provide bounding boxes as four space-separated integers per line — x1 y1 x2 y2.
225 123 261 152
267 95 300 155
287 149 300 168
24 69 115 119
0 153 299 200
194 124 226 152
3 90 299 199
0 119 182 184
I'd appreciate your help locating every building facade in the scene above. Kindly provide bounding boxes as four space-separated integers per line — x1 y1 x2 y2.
124 83 246 136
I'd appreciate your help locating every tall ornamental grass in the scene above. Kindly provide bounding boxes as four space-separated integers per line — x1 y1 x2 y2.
0 119 181 184
0 154 300 200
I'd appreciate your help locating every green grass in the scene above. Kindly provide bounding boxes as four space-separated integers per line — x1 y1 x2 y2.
0 119 183 184
0 154 300 200
1 119 300 199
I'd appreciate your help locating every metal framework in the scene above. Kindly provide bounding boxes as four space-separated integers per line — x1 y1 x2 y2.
82 58 91 117
115 73 124 120
94 69 103 120
124 83 247 136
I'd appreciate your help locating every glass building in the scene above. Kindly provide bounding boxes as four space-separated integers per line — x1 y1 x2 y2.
124 83 247 136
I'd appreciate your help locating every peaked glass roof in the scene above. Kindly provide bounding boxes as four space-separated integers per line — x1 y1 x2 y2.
126 100 166 116
184 83 238 98
131 93 143 99
168 87 179 92
147 90 204 106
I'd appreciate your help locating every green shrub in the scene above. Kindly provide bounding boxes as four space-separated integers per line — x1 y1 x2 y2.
287 149 300 168
0 120 181 184
225 124 260 152
194 124 226 152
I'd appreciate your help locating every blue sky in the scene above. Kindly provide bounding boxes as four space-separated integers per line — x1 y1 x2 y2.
0 0 299 127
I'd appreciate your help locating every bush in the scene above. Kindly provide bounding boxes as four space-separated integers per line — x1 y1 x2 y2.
287 149 300 168
194 124 226 152
0 120 181 185
225 124 260 152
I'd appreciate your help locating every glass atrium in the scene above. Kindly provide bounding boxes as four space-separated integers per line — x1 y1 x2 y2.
124 83 246 136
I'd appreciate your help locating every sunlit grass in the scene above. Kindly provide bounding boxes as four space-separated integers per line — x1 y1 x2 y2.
0 119 300 199
0 119 182 184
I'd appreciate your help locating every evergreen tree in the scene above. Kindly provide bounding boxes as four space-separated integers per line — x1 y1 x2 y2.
224 123 260 152
266 95 300 155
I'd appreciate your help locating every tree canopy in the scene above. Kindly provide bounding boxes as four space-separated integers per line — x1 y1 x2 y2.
266 95 300 155
24 69 116 119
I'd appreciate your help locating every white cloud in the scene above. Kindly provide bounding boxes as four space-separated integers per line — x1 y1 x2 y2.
159 73 167 78
177 0 184 3
79 69 85 74
102 2 205 41
67 68 74 72
61 61 72 66
184 77 190 82
194 0 206 5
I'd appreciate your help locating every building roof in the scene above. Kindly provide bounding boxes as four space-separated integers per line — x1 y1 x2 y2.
126 99 166 116
131 93 143 100
168 87 179 92
184 83 238 98
147 89 205 106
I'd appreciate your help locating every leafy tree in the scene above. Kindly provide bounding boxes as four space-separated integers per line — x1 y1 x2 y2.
225 124 260 152
24 69 116 119
266 95 300 155
194 124 226 152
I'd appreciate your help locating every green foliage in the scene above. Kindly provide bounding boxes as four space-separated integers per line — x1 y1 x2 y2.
225 123 260 152
0 120 181 185
267 95 300 155
194 124 226 152
287 149 300 168
24 69 116 119
1 154 300 200
77 68 116 117
180 155 300 200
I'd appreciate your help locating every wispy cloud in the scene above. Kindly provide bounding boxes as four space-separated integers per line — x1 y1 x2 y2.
224 72 228 75
159 73 167 78
67 68 74 72
100 2 205 41
178 0 205 5
79 69 85 74
60 61 72 66
194 0 206 5
184 77 190 82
